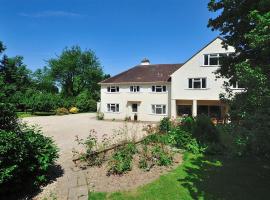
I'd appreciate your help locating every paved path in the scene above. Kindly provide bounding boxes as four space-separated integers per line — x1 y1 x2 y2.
23 113 148 200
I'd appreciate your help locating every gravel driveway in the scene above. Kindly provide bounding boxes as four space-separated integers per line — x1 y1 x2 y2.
23 113 149 199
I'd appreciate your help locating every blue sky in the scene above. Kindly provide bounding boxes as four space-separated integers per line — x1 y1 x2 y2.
0 0 219 76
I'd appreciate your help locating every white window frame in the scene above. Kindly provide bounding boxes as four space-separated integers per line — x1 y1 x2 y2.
107 103 120 113
107 86 119 93
188 78 207 89
151 85 167 92
230 81 245 89
130 85 140 92
203 53 228 66
151 104 166 115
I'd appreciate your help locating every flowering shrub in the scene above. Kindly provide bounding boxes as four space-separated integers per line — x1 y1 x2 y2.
56 107 69 115
69 107 79 114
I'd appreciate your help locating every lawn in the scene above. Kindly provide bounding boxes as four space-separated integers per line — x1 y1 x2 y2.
89 153 270 200
17 111 56 118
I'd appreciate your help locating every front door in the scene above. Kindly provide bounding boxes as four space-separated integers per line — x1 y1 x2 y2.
132 103 138 113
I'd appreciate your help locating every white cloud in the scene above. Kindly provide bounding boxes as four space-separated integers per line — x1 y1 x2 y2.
19 10 85 18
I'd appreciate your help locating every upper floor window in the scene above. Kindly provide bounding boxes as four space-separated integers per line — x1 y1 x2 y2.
152 85 167 92
130 86 140 92
107 103 119 112
204 53 227 66
152 104 166 115
230 81 245 89
107 86 119 93
188 78 207 89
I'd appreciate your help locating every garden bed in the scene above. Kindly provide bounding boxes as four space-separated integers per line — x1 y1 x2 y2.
73 150 182 192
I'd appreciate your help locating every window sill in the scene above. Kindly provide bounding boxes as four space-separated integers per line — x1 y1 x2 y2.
185 88 210 90
105 111 121 114
105 92 120 94
231 88 245 90
149 113 167 116
200 65 220 67
149 92 168 94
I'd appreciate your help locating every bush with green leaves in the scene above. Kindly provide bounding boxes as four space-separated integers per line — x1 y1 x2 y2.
168 127 205 154
159 117 172 133
30 92 61 112
76 91 97 112
0 103 18 131
0 126 59 195
108 143 137 175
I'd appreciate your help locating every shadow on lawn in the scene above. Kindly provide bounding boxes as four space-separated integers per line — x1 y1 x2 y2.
178 155 270 200
0 164 64 200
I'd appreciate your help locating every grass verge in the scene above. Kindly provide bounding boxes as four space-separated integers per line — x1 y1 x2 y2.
89 153 270 200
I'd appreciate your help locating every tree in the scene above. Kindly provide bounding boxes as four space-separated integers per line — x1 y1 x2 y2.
32 66 58 93
0 55 32 107
208 0 270 155
48 46 104 99
208 0 270 116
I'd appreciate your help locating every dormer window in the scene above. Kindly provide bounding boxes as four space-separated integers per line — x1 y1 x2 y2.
204 53 227 66
107 86 119 93
152 85 167 92
130 86 140 92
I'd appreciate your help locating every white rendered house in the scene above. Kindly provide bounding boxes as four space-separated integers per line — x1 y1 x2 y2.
99 37 240 121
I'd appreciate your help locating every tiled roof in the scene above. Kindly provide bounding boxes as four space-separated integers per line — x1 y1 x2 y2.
100 64 183 84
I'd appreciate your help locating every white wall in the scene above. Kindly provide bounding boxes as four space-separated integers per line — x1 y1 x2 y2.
171 38 235 101
100 83 171 121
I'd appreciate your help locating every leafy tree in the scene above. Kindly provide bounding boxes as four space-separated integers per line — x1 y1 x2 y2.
208 0 270 118
208 0 270 156
32 66 58 93
48 46 104 99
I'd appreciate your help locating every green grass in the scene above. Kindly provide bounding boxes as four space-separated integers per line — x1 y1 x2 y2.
17 111 56 118
89 153 270 200
17 112 35 118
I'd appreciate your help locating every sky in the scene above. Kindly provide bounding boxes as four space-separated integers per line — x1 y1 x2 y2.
0 0 220 76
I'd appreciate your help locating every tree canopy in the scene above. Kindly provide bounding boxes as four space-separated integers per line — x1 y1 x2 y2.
208 0 270 117
48 46 104 99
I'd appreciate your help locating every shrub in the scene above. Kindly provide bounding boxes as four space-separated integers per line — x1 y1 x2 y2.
0 103 18 131
96 112 104 120
168 127 205 154
74 130 106 166
192 115 220 143
69 107 79 114
56 107 69 115
159 117 172 133
108 143 137 175
151 145 173 166
30 92 61 112
76 91 97 112
0 126 59 195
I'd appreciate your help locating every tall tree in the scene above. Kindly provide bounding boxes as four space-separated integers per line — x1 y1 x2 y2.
208 0 270 117
32 66 58 93
208 0 270 155
48 46 104 99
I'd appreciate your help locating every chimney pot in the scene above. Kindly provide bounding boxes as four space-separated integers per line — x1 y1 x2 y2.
141 58 150 65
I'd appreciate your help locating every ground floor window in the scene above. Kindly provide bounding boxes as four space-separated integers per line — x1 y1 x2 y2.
177 105 192 116
198 105 221 119
152 104 166 114
107 103 119 112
